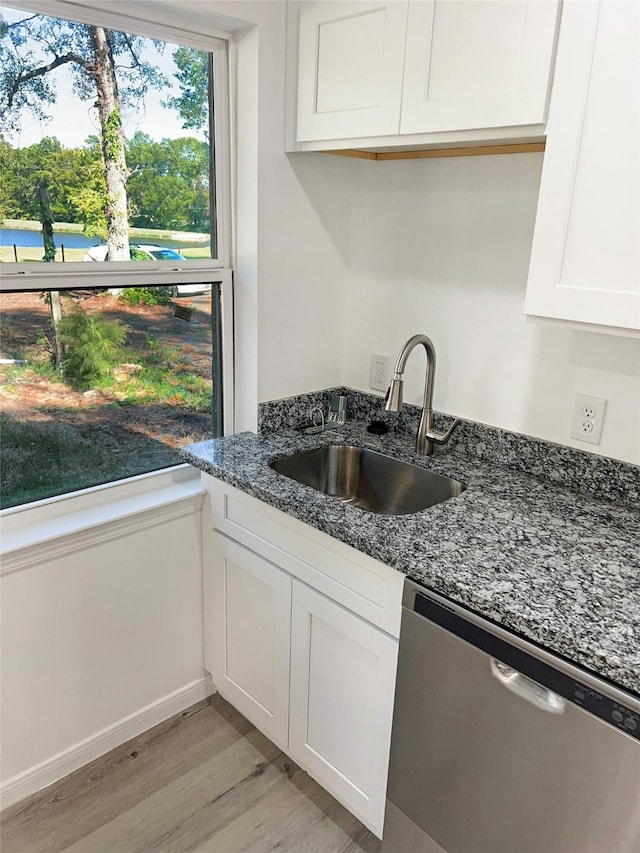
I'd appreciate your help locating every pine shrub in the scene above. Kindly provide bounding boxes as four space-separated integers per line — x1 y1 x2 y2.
58 308 126 390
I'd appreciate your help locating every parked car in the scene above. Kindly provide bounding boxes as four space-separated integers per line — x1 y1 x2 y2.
82 244 211 297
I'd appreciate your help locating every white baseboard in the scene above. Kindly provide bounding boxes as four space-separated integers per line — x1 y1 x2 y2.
0 676 216 811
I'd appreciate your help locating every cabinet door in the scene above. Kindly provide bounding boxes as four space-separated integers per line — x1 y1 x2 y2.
296 0 409 141
401 0 559 134
206 534 291 748
289 582 398 838
525 0 639 331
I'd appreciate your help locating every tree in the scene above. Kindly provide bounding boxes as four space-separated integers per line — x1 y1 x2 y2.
9 137 62 221
0 136 105 227
1 132 210 232
0 135 18 220
163 47 209 132
67 153 109 237
0 11 166 257
126 133 209 230
37 184 55 262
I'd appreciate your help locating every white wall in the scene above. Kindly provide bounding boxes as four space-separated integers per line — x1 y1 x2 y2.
202 1 355 428
257 151 354 404
0 472 209 807
337 153 640 465
219 0 639 464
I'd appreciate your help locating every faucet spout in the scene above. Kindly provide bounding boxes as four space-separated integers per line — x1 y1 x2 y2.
385 333 460 456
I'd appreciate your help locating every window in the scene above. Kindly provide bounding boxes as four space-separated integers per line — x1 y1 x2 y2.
0 2 230 269
0 3 233 509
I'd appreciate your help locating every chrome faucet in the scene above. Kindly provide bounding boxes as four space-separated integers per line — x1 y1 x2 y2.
385 334 460 456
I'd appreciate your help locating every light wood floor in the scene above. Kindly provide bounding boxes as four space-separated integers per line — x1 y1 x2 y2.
1 694 381 853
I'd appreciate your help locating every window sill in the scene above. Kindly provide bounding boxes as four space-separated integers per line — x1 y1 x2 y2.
0 465 205 575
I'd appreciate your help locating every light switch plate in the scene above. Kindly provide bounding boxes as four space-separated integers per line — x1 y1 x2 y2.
369 353 390 392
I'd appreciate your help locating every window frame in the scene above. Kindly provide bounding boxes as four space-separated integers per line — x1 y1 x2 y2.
0 1 236 512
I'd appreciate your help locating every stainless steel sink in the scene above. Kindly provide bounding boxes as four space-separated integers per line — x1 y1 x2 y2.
269 444 465 515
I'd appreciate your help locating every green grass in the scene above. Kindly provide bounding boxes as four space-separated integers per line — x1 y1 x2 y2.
0 329 210 507
3 348 211 414
0 412 123 508
1 245 212 263
0 295 213 507
179 247 211 259
2 219 88 233
103 353 212 413
2 219 209 242
2 307 211 413
1 219 211 263
2 360 62 386
0 410 184 509
0 246 87 263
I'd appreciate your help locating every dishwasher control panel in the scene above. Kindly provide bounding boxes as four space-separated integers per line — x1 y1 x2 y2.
571 684 639 738
411 588 640 743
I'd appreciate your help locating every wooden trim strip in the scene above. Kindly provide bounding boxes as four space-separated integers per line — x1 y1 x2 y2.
323 149 378 160
325 142 545 161
376 142 546 159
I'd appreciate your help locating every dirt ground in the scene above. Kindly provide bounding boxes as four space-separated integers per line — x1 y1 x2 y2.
1 291 212 421
0 290 216 506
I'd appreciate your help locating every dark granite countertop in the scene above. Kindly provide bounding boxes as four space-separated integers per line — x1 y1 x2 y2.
181 423 640 697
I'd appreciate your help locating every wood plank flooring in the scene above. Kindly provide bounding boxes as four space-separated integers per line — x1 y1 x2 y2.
1 694 381 853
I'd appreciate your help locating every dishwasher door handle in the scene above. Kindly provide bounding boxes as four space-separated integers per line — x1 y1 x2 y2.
490 658 566 715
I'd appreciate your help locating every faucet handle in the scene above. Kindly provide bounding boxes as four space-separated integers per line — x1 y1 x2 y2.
426 417 461 446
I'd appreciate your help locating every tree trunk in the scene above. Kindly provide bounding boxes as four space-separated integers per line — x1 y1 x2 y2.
37 184 64 368
90 26 129 262
49 290 64 370
37 184 56 263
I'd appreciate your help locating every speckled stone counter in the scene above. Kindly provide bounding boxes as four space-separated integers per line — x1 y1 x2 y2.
181 422 640 697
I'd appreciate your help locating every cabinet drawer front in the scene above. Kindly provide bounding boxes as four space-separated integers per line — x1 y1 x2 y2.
205 534 291 749
204 475 403 637
289 582 398 838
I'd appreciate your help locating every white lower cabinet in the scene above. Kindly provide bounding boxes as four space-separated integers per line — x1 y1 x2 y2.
202 477 403 838
208 535 292 749
289 582 398 834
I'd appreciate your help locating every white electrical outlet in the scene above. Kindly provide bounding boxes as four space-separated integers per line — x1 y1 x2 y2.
369 353 390 392
570 393 607 445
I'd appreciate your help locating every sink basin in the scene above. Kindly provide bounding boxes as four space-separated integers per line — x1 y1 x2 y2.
269 444 465 515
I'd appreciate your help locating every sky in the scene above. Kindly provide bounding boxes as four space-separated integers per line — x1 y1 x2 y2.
0 5 207 148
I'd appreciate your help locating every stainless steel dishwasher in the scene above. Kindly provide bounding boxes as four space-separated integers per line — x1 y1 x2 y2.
383 578 640 853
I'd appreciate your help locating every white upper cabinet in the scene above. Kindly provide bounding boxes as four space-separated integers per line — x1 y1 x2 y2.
296 1 409 141
400 1 560 134
291 0 560 147
525 0 640 333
